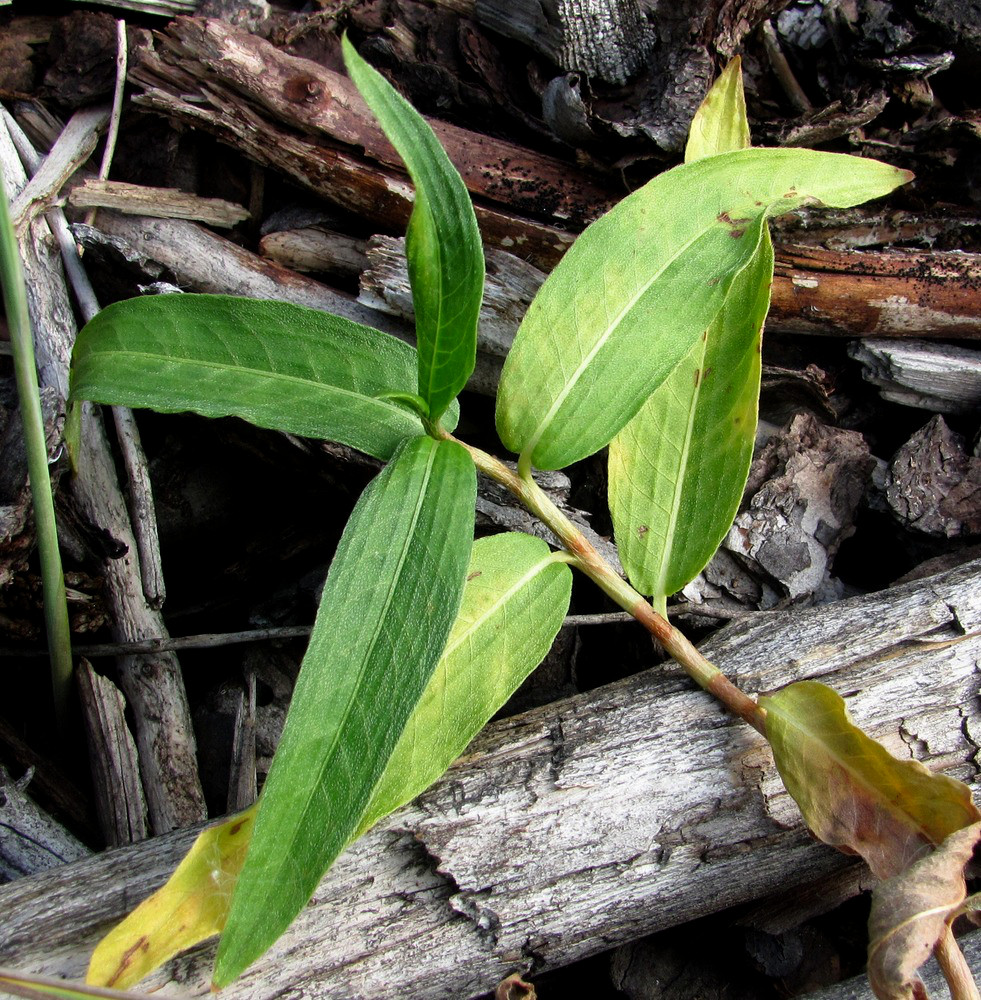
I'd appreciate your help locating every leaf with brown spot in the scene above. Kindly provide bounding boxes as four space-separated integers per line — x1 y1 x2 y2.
86 806 255 989
760 681 980 878
868 822 981 1000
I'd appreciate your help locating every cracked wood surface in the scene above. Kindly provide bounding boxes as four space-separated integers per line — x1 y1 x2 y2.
1 560 979 998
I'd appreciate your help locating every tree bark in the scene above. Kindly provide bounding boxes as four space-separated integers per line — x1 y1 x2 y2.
0 559 979 998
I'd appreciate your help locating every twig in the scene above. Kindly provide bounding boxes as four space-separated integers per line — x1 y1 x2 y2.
3 109 168 609
0 167 73 728
9 106 109 233
83 18 127 230
762 20 813 115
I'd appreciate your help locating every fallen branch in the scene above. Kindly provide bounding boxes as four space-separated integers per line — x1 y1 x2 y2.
1 559 978 997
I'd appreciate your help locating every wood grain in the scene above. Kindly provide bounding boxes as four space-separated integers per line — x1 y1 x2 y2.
1 559 978 998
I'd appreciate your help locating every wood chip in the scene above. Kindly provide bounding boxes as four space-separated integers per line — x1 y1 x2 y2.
69 179 250 228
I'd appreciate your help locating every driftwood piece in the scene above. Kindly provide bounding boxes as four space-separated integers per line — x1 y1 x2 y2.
9 105 108 232
125 22 979 338
76 661 149 848
771 245 981 339
360 234 544 358
133 17 614 226
0 767 90 882
258 225 368 279
849 338 981 412
76 213 504 395
69 179 249 228
0 117 206 835
682 414 874 611
1 560 979 996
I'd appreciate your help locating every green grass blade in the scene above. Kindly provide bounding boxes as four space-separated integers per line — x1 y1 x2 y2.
609 229 773 603
496 148 911 471
0 165 73 724
70 294 458 459
214 435 476 985
342 36 484 423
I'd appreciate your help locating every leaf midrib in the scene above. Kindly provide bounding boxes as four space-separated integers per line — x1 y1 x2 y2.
520 221 737 462
76 349 413 418
282 441 439 865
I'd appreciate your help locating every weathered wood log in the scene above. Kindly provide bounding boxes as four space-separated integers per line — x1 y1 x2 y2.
0 767 90 881
1 559 979 998
76 661 148 848
849 338 981 412
133 17 615 226
771 245 981 339
126 21 981 339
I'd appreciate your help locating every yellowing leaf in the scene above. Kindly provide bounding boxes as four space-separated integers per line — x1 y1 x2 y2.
86 535 570 990
684 57 750 163
761 681 980 878
86 808 255 989
868 821 981 1000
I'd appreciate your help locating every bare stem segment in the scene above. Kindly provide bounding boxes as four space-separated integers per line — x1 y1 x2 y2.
450 434 766 735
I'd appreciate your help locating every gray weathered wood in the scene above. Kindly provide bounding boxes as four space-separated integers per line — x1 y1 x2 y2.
69 180 249 228
0 116 207 835
76 661 149 848
849 338 981 413
1 560 979 998
9 106 109 233
0 768 90 882
359 234 545 359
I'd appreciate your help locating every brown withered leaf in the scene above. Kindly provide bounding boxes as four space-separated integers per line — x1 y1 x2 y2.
760 681 980 878
867 821 981 1000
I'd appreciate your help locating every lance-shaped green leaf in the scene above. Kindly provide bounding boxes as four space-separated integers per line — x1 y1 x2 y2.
496 149 911 471
355 532 572 835
71 294 457 459
684 57 750 163
214 436 476 985
87 533 570 991
867 822 981 1000
609 231 771 605
609 57 766 607
342 36 484 423
761 681 981 879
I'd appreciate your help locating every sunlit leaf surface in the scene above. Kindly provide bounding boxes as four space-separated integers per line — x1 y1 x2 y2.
496 149 911 470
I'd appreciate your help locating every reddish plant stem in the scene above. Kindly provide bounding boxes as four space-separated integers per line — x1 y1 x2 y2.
447 433 767 736
936 927 981 1000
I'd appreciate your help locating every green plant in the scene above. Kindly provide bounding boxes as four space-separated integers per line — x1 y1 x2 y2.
0 166 73 726
69 46 979 1000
